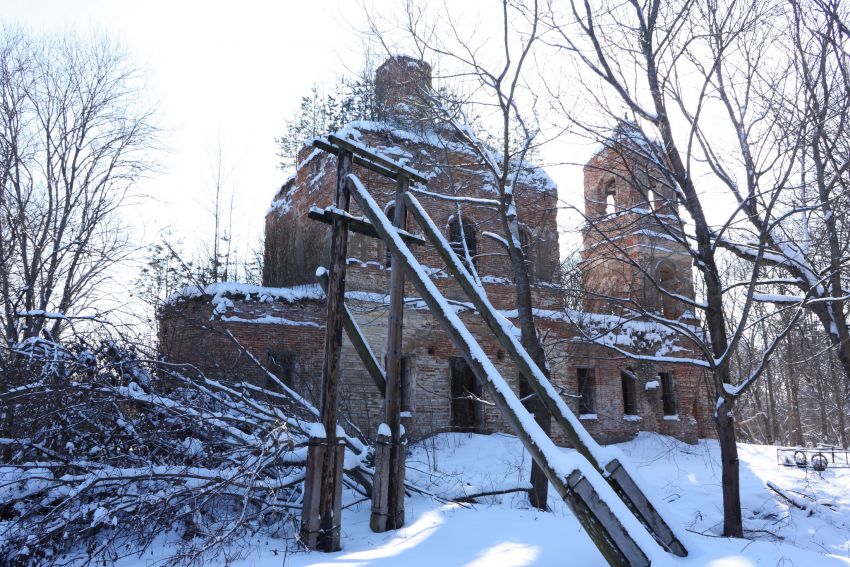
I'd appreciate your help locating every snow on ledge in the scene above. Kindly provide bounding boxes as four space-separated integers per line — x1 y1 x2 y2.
645 380 660 390
165 282 324 307
663 414 680 421
221 315 323 328
623 415 642 422
579 414 598 420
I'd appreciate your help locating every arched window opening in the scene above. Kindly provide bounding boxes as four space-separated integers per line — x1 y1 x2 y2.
647 189 656 211
519 227 535 282
604 178 617 215
658 262 679 319
448 216 478 271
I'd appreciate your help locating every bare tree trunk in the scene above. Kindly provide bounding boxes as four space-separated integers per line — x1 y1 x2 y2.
766 366 779 445
716 404 743 538
788 350 805 447
503 182 551 510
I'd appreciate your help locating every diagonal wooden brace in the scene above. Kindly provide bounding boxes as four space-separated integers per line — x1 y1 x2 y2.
404 191 688 557
347 173 655 567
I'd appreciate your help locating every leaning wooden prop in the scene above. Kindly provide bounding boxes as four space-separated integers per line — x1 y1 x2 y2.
302 136 689 566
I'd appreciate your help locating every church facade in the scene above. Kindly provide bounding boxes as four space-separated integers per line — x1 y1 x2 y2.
160 56 712 446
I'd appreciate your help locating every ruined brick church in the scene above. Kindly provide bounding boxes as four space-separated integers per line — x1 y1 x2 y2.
160 56 712 445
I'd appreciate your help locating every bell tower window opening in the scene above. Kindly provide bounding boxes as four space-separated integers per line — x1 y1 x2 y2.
448 216 478 271
605 191 616 215
658 262 679 319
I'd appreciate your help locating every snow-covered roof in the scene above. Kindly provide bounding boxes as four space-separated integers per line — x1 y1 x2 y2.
589 119 665 163
275 119 557 204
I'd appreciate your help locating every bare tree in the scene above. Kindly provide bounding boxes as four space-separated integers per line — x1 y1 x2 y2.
0 28 157 346
718 0 850 401
542 0 812 537
370 0 556 509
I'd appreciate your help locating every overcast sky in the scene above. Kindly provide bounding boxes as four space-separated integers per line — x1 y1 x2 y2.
3 0 382 260
2 0 589 297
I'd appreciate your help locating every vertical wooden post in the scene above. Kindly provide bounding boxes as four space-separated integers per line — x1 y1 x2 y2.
300 433 325 549
302 149 352 552
371 175 408 532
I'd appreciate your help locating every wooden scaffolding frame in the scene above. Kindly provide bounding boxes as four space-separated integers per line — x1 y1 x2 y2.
300 135 689 565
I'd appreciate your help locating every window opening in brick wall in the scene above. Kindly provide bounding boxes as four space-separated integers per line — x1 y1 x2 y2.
621 369 638 416
450 357 483 432
577 367 595 415
604 178 617 215
658 262 679 319
660 372 677 416
267 349 296 390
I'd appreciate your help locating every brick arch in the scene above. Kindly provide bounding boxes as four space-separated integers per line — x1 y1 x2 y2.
598 175 617 216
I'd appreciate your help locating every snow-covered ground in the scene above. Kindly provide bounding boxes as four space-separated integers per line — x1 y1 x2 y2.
120 433 850 566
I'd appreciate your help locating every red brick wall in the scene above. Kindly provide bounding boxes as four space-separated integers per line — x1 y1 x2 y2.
160 290 711 445
162 63 713 448
263 125 560 294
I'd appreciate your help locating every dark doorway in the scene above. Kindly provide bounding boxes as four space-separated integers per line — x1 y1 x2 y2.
450 357 482 432
267 349 296 389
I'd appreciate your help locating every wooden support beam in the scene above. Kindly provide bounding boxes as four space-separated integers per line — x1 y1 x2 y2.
313 138 402 181
404 192 688 558
316 268 386 397
371 175 409 533
327 134 429 185
304 149 354 553
300 434 344 549
347 174 652 567
307 205 426 246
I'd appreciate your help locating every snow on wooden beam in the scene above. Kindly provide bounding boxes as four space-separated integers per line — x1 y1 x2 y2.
404 191 688 558
313 137 402 181
328 134 429 184
348 173 658 567
308 205 427 246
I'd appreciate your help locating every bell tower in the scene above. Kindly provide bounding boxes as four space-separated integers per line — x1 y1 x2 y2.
580 121 694 319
